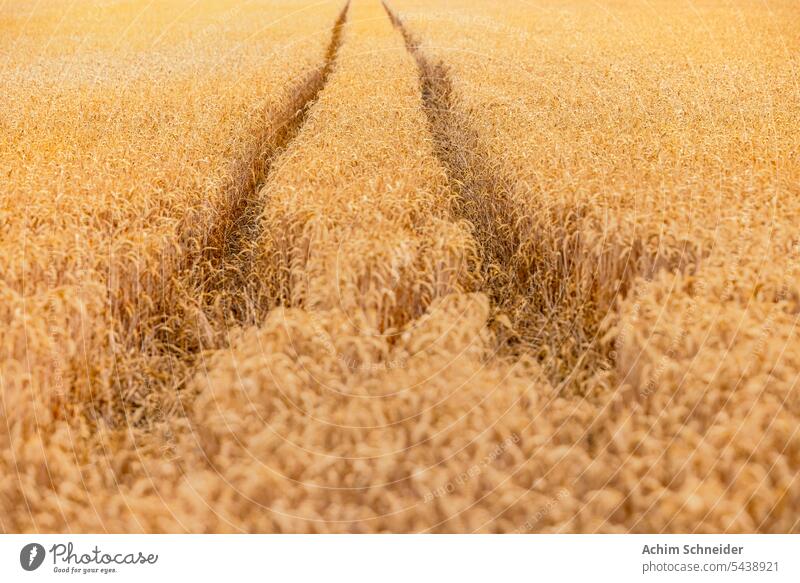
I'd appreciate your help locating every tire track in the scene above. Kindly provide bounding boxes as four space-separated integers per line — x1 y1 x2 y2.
382 3 547 347
117 2 350 423
384 2 519 309
185 0 350 337
384 3 618 388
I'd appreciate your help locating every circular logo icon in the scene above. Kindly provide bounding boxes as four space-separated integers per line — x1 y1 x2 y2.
20 543 46 571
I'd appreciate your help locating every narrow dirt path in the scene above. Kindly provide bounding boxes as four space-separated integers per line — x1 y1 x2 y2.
198 2 350 329
119 2 351 425
384 3 519 312
383 2 611 390
383 4 526 326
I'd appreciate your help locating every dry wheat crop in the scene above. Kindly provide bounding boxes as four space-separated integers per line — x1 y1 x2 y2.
1 0 346 532
1 0 799 533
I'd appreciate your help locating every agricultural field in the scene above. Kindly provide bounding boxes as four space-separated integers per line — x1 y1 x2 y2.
1 0 798 533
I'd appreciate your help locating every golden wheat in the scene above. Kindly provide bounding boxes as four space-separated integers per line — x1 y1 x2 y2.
392 0 800 387
1 0 798 533
0 0 346 532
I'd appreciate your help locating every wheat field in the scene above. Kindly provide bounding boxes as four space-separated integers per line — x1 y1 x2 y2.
1 0 798 533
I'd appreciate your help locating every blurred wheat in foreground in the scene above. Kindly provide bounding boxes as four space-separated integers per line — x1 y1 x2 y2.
1 0 798 533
